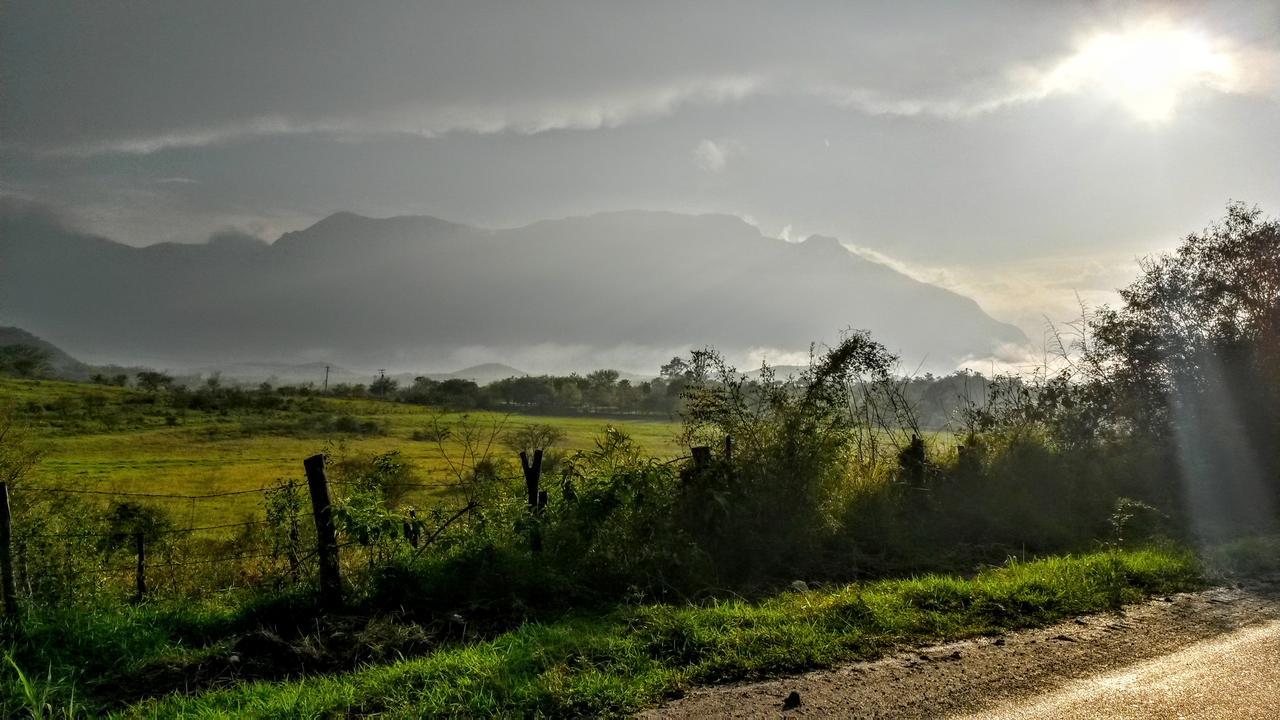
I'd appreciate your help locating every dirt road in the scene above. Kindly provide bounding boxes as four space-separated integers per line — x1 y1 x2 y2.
642 579 1280 719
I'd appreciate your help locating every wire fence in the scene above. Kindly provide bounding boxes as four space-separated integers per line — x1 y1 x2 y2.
1 449 702 611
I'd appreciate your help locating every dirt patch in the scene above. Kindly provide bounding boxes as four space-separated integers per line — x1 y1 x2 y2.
641 577 1280 719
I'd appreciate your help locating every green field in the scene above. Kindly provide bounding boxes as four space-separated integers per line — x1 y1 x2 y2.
4 377 683 524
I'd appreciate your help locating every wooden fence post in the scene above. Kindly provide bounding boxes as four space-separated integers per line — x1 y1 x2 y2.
723 435 733 464
520 450 545 553
404 508 421 548
0 483 17 618
690 446 712 470
520 450 544 510
133 531 146 604
303 454 343 610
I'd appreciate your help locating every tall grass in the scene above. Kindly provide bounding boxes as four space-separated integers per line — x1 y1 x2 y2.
122 548 1199 719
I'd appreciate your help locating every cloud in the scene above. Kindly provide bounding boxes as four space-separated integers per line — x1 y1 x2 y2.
5 3 1276 157
31 76 764 157
816 17 1276 122
693 139 733 172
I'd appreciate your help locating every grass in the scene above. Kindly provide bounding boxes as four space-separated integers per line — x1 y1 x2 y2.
1203 535 1280 576
111 548 1200 718
4 377 683 524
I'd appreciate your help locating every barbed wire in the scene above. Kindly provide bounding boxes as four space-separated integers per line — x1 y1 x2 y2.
24 486 269 499
100 550 282 572
18 518 274 540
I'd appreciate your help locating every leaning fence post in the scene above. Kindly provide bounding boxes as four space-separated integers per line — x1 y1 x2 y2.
0 483 17 618
303 454 343 610
133 531 147 604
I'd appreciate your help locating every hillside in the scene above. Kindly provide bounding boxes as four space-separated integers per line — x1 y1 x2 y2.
0 206 1027 373
0 325 143 381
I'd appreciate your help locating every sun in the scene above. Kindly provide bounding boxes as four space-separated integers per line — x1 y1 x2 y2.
1047 20 1238 123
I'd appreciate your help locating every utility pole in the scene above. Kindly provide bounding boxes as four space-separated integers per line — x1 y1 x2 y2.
323 365 330 392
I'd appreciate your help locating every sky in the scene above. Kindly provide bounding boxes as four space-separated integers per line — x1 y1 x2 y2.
3 0 1279 341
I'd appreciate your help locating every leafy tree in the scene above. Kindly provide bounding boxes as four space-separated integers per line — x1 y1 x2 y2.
677 330 905 582
1092 202 1280 423
135 370 174 392
100 501 174 553
502 423 567 457
659 357 689 380
0 344 50 378
1090 202 1280 536
0 406 41 488
370 374 399 397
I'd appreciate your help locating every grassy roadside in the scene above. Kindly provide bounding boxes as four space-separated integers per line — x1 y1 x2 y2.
116 548 1200 718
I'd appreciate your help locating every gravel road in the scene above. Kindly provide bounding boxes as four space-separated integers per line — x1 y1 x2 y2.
641 579 1280 719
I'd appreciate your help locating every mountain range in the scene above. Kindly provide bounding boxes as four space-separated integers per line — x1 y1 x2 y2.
0 201 1026 374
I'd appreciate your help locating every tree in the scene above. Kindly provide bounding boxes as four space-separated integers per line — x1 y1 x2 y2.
659 357 689 381
370 374 398 397
135 370 174 392
100 501 174 553
0 345 50 378
676 330 903 581
1091 202 1280 427
1090 203 1280 536
502 423 567 457
0 406 41 488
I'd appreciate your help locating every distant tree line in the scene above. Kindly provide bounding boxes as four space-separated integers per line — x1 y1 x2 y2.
1 341 994 429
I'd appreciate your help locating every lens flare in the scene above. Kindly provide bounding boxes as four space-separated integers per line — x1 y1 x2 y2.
1045 20 1238 123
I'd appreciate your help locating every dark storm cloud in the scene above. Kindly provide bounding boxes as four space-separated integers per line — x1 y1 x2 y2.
0 1 1150 153
2 0 1279 348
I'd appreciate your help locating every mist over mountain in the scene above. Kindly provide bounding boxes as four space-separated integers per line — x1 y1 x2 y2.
0 202 1026 374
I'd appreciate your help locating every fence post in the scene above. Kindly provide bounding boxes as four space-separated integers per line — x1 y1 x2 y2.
0 483 16 618
690 446 712 470
723 435 733 464
520 450 544 510
404 508 421 548
133 531 146 604
303 454 343 610
520 450 545 553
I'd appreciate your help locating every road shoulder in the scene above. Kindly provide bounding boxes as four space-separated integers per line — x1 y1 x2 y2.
641 578 1280 719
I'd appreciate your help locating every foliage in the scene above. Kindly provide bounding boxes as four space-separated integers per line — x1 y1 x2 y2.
100 501 174 552
2 203 1278 717
133 371 173 393
0 346 51 379
1089 202 1280 538
0 405 42 487
674 332 910 583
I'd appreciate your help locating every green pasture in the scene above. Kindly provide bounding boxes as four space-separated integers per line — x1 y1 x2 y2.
3 377 683 524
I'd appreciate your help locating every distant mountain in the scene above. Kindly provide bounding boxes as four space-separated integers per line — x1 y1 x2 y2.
0 325 142 381
0 326 91 377
184 361 360 387
0 203 1027 373
422 363 527 385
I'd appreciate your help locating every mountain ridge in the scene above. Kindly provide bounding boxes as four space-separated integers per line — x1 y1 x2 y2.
0 204 1027 374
